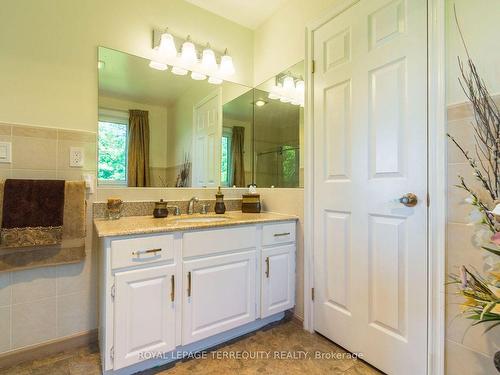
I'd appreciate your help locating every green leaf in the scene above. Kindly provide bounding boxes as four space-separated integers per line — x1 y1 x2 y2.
481 246 500 256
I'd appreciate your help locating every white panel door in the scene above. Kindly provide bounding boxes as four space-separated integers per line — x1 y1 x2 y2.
312 0 427 374
114 264 176 370
182 250 256 345
193 91 221 187
261 244 295 318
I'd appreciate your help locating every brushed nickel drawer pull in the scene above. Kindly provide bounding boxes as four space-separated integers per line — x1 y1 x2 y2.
265 257 270 278
187 272 192 297
132 248 162 256
170 275 175 302
274 232 290 237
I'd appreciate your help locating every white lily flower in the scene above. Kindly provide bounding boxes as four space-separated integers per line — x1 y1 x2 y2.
491 203 500 216
472 227 492 247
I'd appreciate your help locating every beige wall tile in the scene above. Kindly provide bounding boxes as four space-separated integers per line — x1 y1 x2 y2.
57 140 96 171
56 169 95 181
11 297 56 349
11 169 57 179
56 290 97 338
12 125 57 139
11 266 57 304
0 272 11 307
0 124 12 136
447 117 476 164
56 259 95 296
0 170 11 179
12 136 57 170
445 339 496 375
0 306 11 352
58 129 96 143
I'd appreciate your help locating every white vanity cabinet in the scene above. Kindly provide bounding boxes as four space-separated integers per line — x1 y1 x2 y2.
260 222 296 318
113 264 176 369
98 219 296 375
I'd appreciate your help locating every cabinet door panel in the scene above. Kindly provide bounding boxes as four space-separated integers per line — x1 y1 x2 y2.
262 244 295 318
114 264 176 370
182 250 256 345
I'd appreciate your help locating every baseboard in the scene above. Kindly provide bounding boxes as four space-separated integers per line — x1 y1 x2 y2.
0 329 98 370
291 313 304 327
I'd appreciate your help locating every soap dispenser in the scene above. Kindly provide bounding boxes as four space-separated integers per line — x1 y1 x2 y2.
214 187 226 214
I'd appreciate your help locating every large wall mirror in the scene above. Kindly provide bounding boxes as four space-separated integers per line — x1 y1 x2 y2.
97 47 304 188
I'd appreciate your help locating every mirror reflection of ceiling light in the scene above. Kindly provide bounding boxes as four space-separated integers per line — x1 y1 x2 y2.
149 28 235 85
267 74 305 107
208 76 223 85
255 100 267 107
97 60 105 70
191 71 207 80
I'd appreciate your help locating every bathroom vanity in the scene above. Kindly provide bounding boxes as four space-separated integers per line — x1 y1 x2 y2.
94 212 297 374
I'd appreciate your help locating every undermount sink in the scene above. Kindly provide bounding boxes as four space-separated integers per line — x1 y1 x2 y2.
176 217 230 223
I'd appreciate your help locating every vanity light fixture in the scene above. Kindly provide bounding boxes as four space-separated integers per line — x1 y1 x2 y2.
158 30 177 59
191 71 207 80
181 36 198 67
201 44 218 72
150 28 235 84
171 66 188 75
219 49 235 76
255 100 267 107
148 60 168 71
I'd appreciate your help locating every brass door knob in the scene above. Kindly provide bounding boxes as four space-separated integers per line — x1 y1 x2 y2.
399 193 418 207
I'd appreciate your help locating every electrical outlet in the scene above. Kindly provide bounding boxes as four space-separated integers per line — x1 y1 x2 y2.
69 147 84 167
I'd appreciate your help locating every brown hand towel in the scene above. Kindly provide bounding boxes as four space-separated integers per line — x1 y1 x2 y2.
1 179 65 247
0 180 87 271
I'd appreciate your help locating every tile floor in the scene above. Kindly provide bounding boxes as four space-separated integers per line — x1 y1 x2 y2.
0 320 383 375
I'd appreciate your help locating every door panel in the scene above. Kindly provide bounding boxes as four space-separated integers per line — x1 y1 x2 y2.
261 244 295 317
313 0 427 374
193 92 221 187
182 250 256 345
114 264 176 370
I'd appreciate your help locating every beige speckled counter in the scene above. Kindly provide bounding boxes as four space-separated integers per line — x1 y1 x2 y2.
94 211 298 238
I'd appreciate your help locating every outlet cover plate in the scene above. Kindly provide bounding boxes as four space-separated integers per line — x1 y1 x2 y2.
69 147 84 167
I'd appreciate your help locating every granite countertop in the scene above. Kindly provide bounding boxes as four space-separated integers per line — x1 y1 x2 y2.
93 211 298 238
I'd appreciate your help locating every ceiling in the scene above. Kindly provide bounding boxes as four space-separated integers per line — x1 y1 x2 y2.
184 0 288 29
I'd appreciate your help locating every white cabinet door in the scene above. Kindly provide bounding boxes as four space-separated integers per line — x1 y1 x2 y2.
261 244 295 318
114 264 176 370
182 250 256 345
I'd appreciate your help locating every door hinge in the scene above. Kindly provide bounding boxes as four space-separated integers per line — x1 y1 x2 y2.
311 60 316 74
110 346 114 361
311 287 315 301
110 284 116 299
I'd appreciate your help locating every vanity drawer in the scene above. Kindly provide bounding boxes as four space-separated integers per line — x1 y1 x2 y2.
183 226 257 258
262 222 296 246
111 234 174 269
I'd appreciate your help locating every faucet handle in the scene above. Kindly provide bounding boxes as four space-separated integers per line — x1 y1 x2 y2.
200 203 210 214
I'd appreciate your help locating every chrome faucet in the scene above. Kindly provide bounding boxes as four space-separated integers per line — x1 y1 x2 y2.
187 197 199 215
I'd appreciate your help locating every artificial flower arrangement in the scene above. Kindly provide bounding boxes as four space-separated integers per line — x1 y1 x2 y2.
447 14 500 354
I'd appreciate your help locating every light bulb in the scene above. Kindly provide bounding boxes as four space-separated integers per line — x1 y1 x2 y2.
268 92 280 100
283 76 295 91
255 100 267 107
191 71 207 80
295 80 305 93
208 76 223 85
171 66 188 75
149 60 168 71
201 46 217 73
159 32 177 59
181 38 197 66
219 50 235 76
